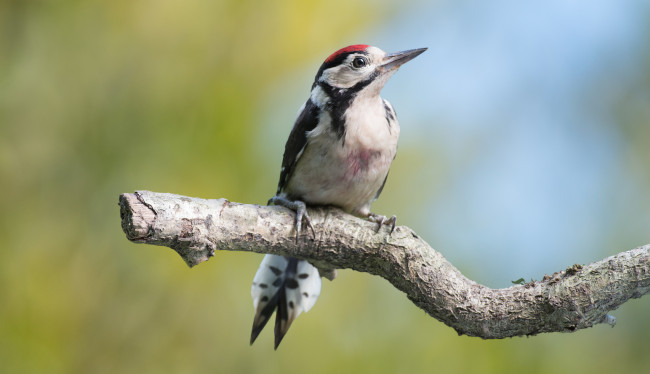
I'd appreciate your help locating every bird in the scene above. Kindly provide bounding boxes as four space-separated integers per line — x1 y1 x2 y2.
250 44 426 349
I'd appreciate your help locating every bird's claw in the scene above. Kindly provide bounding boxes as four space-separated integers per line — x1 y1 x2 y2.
268 196 316 242
294 201 316 243
368 213 397 233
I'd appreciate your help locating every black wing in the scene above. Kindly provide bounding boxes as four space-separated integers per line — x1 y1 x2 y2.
374 172 389 201
275 99 321 194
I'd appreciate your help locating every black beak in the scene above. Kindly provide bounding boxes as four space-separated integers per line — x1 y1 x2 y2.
380 48 427 71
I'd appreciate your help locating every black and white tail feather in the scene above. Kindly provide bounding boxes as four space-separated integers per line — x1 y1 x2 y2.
250 255 321 349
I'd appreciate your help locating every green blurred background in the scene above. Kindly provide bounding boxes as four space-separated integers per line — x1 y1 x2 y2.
1 0 649 373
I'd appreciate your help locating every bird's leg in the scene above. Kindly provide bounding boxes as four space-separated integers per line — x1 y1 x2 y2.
268 196 316 242
368 213 397 233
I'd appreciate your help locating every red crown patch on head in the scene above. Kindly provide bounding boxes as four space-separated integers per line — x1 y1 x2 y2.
325 44 370 63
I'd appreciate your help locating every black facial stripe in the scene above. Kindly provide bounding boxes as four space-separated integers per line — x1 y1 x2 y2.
318 70 379 142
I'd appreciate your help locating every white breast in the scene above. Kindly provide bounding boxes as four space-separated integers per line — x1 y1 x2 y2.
284 95 399 217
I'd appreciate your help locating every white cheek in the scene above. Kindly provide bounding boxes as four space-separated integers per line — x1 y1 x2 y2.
322 66 373 89
336 70 360 88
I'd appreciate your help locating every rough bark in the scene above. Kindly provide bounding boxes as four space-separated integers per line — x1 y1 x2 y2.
119 190 650 338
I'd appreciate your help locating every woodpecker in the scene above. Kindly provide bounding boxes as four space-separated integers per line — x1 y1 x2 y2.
250 45 426 349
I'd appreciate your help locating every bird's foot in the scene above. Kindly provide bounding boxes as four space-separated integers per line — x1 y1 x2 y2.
368 213 397 233
268 196 316 242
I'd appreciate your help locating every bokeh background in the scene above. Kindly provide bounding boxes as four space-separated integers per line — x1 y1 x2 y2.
1 0 649 373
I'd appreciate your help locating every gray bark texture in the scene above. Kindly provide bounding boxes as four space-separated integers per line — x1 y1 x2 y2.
119 190 650 338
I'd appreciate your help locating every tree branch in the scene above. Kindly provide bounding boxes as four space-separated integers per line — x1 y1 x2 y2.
119 190 650 338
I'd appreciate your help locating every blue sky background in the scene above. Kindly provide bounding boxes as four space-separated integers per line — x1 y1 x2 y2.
383 0 650 285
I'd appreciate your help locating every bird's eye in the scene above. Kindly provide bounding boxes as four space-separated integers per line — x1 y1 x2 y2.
352 57 367 69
